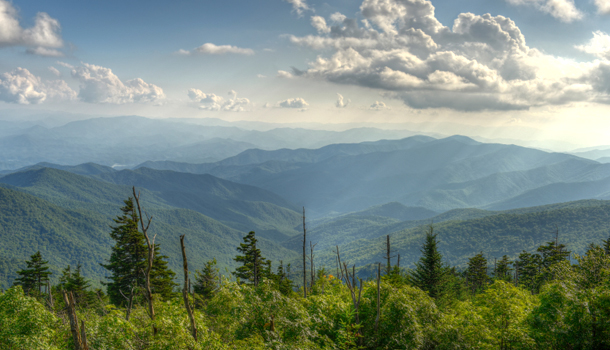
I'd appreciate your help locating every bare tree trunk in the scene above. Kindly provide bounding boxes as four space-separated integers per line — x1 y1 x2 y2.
375 262 381 333
47 280 54 310
386 235 391 275
302 207 307 298
63 291 87 350
133 186 157 335
310 241 317 292
341 263 364 343
180 235 198 341
336 245 345 282
119 285 135 320
254 239 258 287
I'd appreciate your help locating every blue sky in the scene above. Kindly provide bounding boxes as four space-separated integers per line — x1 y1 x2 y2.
2 0 610 147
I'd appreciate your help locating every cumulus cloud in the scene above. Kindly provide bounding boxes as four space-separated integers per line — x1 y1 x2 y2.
576 31 610 59
278 97 309 108
0 1 64 56
188 89 250 112
369 101 388 110
177 43 254 55
283 0 610 111
0 67 75 104
283 0 311 17
71 63 165 104
336 93 350 107
595 0 610 14
505 0 583 22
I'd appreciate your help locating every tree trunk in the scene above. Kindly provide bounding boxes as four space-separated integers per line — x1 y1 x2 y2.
133 186 157 335
302 207 307 298
63 291 88 350
180 235 198 341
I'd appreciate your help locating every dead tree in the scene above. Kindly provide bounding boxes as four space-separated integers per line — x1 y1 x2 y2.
180 235 198 341
133 186 157 335
341 262 364 341
47 280 54 310
375 262 381 332
310 241 317 291
302 207 307 298
63 291 88 350
335 245 346 282
119 284 136 321
384 235 396 275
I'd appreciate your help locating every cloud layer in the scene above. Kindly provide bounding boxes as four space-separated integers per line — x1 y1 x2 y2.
285 0 610 111
71 63 165 104
0 67 75 104
188 89 251 111
177 43 254 55
0 0 64 56
278 97 309 108
506 0 582 22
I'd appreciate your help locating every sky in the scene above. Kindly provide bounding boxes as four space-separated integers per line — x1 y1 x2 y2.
2 0 610 148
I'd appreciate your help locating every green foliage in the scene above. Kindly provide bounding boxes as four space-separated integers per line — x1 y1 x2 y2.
101 198 177 305
0 286 62 350
194 258 219 301
408 226 447 298
233 231 272 286
465 252 489 295
13 251 52 295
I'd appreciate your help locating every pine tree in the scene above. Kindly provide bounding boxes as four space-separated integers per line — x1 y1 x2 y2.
515 251 542 293
194 258 219 300
604 237 610 255
14 251 52 295
272 261 294 295
465 252 489 294
62 263 94 306
493 255 513 282
102 197 177 305
233 231 271 286
408 226 446 298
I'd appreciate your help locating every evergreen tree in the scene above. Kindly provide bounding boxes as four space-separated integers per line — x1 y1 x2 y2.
603 237 610 255
150 244 178 300
408 226 446 298
14 251 51 295
102 197 177 305
465 252 489 294
61 263 95 306
233 231 271 286
493 255 513 282
194 258 219 300
515 251 542 293
272 261 294 295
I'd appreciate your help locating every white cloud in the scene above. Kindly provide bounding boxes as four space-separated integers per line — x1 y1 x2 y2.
283 0 608 111
71 63 165 104
277 70 295 79
257 74 267 78
26 47 64 57
278 97 309 108
283 0 311 17
576 31 610 59
595 0 610 14
505 0 583 22
369 101 388 110
0 1 64 55
336 93 350 108
48 66 61 77
0 67 75 104
188 88 250 112
177 43 254 55
311 16 330 34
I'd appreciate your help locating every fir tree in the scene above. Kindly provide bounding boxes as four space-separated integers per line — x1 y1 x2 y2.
493 255 513 282
515 251 542 293
604 237 610 255
62 263 94 306
272 261 294 295
194 258 219 300
408 226 446 298
233 231 270 286
465 252 489 294
14 251 51 295
102 197 177 305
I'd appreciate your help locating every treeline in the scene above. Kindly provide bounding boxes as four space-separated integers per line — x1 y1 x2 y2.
2 192 610 349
